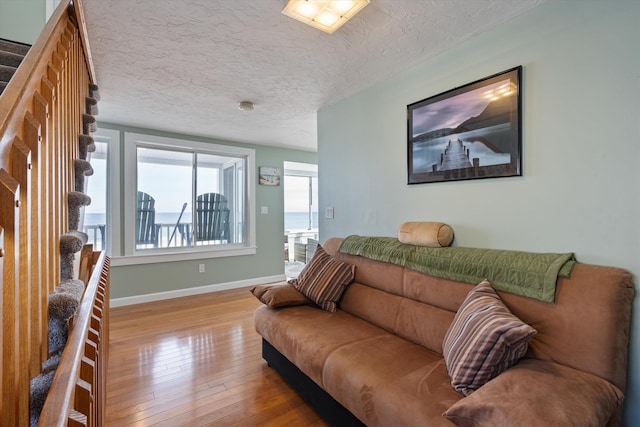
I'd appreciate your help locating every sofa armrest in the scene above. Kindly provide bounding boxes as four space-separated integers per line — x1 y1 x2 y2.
443 359 623 427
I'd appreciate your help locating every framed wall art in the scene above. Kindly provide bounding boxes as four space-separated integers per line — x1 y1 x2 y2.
407 66 522 184
258 166 281 186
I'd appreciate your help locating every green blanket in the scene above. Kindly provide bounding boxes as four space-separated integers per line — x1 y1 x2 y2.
337 236 576 303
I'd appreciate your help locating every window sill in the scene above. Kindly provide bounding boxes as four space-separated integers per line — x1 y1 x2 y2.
111 245 258 266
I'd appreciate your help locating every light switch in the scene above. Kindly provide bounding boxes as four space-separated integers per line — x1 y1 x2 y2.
325 207 334 219
261 206 269 214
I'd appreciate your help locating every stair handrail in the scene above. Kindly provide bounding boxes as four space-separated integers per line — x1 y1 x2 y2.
0 0 95 171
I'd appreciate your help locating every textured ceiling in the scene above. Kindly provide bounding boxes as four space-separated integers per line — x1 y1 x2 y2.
83 0 546 152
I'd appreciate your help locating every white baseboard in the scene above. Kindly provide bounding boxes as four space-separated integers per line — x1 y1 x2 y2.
110 274 286 307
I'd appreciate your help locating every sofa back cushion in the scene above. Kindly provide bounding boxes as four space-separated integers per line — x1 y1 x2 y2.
323 237 634 393
340 283 454 355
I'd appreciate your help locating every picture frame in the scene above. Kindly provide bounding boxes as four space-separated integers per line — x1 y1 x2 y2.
259 166 281 186
407 66 522 184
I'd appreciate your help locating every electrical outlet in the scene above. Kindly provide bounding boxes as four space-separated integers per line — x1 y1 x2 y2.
199 263 205 273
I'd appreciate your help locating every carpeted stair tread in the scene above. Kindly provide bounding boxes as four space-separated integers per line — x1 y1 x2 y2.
68 191 92 230
0 64 17 83
48 317 68 356
0 39 30 95
0 38 31 56
60 231 88 255
85 96 99 115
0 50 24 68
49 279 85 321
78 134 96 160
74 159 94 192
82 113 97 134
30 369 55 427
60 231 88 280
89 83 100 101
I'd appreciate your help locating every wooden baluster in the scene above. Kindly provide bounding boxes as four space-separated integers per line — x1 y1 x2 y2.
94 309 106 425
89 325 103 426
0 169 20 427
85 330 98 421
78 244 92 284
52 49 68 235
33 91 51 362
40 77 58 292
68 409 87 427
74 379 92 426
10 139 32 425
70 25 82 146
57 34 71 201
63 27 75 143
80 355 96 426
66 29 76 195
0 226 5 424
24 111 44 376
47 62 62 284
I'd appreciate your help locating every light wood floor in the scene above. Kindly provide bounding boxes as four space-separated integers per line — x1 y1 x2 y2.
106 287 329 426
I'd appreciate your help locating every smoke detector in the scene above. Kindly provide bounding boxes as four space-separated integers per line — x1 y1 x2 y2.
238 101 254 111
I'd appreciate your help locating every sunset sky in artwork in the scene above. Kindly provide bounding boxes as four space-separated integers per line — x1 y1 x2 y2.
411 79 510 138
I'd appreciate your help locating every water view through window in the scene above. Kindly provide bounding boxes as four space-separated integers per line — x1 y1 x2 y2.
284 162 318 267
134 146 246 251
83 137 108 251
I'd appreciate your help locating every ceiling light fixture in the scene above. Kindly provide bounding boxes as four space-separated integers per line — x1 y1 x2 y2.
238 101 254 111
282 0 370 34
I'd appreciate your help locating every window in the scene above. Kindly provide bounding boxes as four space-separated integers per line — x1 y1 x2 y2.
284 162 318 233
123 133 256 261
284 162 318 263
80 128 120 255
284 175 318 231
83 138 108 251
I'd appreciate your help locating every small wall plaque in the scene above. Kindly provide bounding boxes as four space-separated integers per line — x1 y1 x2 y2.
259 166 281 186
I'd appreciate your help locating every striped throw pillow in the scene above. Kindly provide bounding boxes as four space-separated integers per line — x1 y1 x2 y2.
289 245 355 312
443 280 537 396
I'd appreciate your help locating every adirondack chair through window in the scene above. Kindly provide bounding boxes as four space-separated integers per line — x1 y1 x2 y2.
196 192 231 243
136 191 159 247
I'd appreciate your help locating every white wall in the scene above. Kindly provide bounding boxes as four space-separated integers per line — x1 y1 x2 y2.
0 0 46 44
318 1 640 424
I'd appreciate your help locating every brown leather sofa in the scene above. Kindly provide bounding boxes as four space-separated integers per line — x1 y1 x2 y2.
254 237 634 426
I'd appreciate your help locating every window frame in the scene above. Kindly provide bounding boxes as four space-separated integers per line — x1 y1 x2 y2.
120 132 256 265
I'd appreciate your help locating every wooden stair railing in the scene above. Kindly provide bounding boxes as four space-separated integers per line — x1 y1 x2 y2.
0 0 108 425
39 250 110 427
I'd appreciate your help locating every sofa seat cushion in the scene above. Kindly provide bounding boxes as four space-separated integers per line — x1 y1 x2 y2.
254 305 463 427
322 334 463 427
254 305 388 387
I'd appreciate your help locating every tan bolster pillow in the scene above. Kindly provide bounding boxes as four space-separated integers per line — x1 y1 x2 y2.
398 221 454 247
